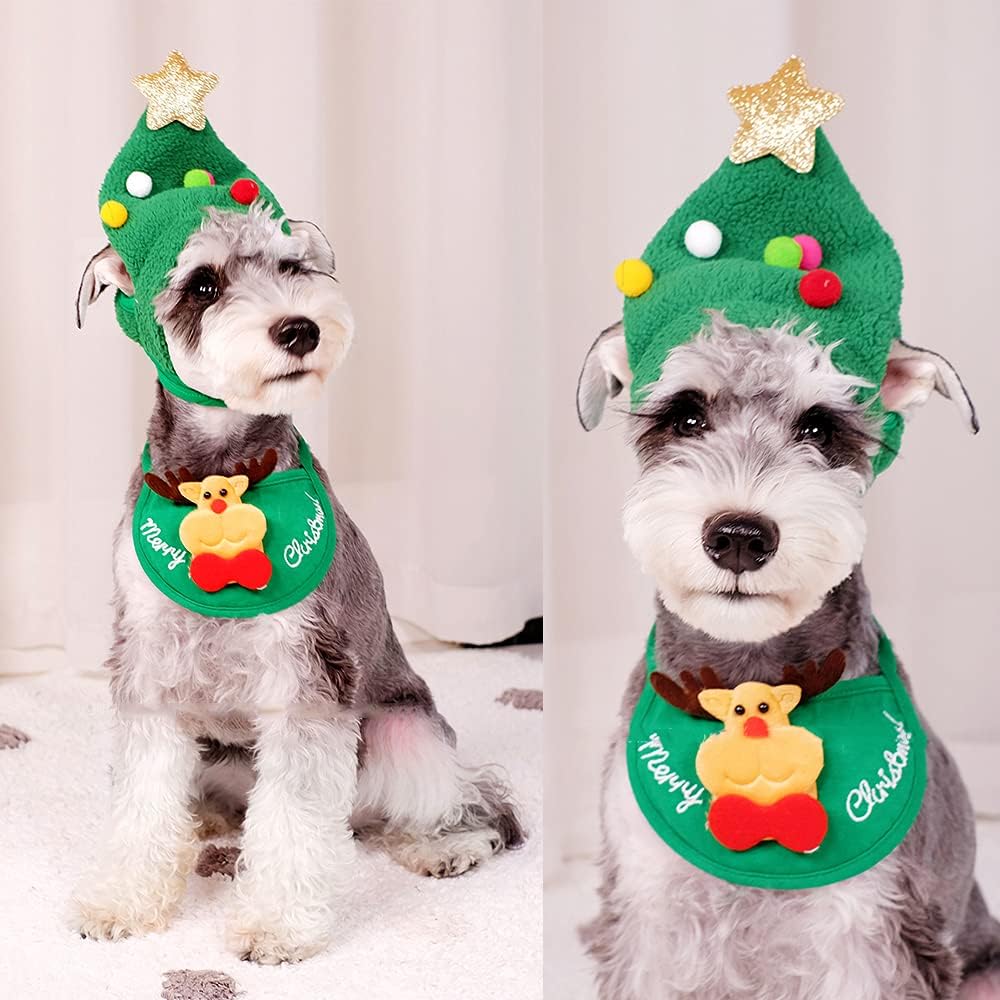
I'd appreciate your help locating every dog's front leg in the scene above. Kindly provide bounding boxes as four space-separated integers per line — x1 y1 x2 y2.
227 711 359 964
72 710 200 939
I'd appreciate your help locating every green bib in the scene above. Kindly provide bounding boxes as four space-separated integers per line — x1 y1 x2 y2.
132 436 336 618
627 626 927 889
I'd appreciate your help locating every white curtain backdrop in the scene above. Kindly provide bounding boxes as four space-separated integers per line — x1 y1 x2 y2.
0 0 542 674
545 0 1000 872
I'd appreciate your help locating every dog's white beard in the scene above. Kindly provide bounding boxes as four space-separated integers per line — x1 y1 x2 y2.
168 281 354 415
623 454 867 643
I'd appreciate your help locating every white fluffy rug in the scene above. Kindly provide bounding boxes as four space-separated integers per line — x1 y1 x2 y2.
0 646 542 999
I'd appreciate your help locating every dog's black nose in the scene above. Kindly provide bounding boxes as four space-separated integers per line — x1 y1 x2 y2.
270 316 320 357
702 513 779 574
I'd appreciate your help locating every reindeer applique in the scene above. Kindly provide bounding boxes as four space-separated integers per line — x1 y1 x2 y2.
650 650 846 854
144 450 278 593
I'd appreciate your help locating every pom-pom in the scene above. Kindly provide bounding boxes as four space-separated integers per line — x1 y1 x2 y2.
125 171 153 198
683 220 723 259
763 236 803 269
793 233 823 270
799 268 842 308
229 178 259 205
614 258 654 298
183 168 215 188
100 200 128 229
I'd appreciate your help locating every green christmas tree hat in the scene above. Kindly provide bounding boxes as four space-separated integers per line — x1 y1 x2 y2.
96 52 283 405
615 57 904 474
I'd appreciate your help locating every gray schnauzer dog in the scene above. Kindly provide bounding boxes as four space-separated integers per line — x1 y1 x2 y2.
577 313 999 999
71 203 522 964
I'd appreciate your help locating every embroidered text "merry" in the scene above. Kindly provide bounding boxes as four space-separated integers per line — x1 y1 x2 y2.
139 517 186 571
638 733 706 815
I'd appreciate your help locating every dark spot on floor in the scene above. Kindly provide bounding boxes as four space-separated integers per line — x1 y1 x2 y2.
161 969 240 1000
195 844 241 879
0 724 30 749
496 688 543 710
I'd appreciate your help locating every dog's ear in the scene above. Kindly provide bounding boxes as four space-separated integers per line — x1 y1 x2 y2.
577 321 631 430
76 245 134 329
879 339 979 433
287 219 335 276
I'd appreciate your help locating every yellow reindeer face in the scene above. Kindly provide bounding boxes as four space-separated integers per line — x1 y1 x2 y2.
178 474 250 513
698 681 802 738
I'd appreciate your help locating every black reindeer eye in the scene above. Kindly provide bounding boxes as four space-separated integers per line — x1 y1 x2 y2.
202 491 211 500
219 488 228 497
184 266 220 305
795 405 835 448
758 703 769 713
734 704 745 715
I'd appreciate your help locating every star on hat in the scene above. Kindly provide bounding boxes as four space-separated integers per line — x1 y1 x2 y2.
728 56 845 173
133 51 219 131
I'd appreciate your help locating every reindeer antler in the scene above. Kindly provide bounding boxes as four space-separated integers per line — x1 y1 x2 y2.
780 649 846 701
230 448 278 487
649 667 726 720
144 466 195 503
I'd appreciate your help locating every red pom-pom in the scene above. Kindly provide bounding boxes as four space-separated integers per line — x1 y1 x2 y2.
230 178 260 205
799 268 842 308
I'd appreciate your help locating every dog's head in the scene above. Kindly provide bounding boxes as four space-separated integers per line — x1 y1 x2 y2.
76 203 354 414
578 313 977 643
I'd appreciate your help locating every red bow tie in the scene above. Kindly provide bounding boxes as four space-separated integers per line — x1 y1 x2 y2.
707 794 828 854
190 549 272 593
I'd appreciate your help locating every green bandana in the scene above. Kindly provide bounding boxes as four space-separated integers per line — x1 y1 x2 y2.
133 437 336 618
627 626 927 889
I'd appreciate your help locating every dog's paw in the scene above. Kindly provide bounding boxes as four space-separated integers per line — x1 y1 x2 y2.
225 914 329 965
71 872 186 940
195 806 243 840
388 828 504 878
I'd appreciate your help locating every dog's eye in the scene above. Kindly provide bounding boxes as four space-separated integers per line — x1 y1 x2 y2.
670 394 710 437
795 406 836 448
758 703 769 713
184 266 221 305
734 704 745 716
279 258 304 275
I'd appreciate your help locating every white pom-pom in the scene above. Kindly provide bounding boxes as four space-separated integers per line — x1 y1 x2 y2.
126 171 153 198
683 220 722 259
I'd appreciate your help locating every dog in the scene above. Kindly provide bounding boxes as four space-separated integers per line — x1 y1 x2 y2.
71 202 523 964
576 312 1000 999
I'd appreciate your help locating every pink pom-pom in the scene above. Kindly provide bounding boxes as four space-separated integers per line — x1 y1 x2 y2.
793 234 823 271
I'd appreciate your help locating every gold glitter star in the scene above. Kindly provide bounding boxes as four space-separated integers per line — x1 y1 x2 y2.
728 57 844 174
133 51 219 131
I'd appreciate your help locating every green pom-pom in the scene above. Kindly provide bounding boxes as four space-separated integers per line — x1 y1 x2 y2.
183 168 215 188
763 235 803 269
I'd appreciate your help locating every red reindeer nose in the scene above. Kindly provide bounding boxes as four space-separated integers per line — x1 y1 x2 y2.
743 716 769 739
210 499 227 514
